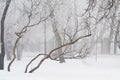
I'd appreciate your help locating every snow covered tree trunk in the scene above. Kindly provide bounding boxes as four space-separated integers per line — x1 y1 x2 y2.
0 0 11 69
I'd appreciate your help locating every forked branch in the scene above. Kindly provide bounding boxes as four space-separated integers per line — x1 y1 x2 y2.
27 34 92 73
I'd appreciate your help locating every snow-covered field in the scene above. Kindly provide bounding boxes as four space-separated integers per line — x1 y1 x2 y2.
0 54 120 80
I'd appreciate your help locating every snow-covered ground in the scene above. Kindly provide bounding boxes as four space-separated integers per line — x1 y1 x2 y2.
0 54 120 80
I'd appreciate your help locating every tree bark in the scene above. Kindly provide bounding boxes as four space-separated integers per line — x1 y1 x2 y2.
28 34 91 73
114 21 120 54
51 17 65 63
0 0 11 70
16 41 23 60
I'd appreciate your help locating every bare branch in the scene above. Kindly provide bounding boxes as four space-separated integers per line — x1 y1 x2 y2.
28 34 91 73
25 53 46 73
7 0 51 72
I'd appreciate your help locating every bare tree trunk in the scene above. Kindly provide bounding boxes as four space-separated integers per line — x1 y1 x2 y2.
114 21 120 54
44 21 47 54
5 47 12 60
17 45 23 60
0 0 11 70
52 27 65 63
109 28 114 54
46 0 65 63
114 31 118 54
51 16 65 63
17 40 23 60
114 38 117 54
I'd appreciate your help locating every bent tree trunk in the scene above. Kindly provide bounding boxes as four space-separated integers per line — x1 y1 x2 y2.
0 0 11 70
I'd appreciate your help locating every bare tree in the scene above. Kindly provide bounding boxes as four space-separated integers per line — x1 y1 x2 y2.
25 33 91 73
0 0 12 70
8 0 52 71
3 0 93 73
25 0 92 72
47 0 65 63
83 0 120 54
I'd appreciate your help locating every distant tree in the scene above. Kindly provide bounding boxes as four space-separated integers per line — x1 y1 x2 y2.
83 0 120 54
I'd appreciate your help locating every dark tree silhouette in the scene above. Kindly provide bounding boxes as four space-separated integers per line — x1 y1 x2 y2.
0 0 12 70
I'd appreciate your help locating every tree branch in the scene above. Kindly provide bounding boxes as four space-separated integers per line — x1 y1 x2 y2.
28 34 91 73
